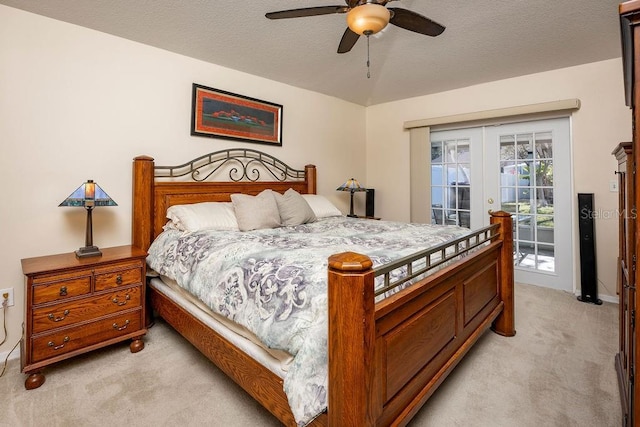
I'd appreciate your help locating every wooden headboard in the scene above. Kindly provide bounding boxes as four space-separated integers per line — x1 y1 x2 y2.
132 148 317 252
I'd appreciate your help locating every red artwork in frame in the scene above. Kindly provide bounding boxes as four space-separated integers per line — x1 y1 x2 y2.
191 83 283 146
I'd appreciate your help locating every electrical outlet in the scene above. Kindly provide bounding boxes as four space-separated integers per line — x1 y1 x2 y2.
0 288 14 308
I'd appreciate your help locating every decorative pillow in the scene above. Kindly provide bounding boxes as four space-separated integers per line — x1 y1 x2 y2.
166 202 239 232
231 189 281 231
273 188 317 226
301 194 343 218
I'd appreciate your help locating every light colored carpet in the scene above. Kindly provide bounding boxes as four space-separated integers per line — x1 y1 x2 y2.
1 283 620 426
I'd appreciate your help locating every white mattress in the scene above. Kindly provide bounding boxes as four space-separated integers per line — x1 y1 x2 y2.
148 276 293 378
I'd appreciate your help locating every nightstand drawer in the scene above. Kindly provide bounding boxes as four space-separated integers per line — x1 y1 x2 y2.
94 264 142 291
32 286 142 333
31 310 142 363
32 276 91 305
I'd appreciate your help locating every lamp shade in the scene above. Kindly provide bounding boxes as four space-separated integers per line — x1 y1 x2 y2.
59 180 117 208
59 180 117 258
346 3 391 36
337 178 366 192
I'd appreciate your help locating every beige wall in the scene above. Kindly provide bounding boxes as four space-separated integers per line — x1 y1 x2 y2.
0 6 366 356
366 58 632 300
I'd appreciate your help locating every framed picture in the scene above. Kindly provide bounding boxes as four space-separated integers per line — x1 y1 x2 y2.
191 83 283 146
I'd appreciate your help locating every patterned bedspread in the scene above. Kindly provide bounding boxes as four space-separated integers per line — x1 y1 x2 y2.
146 216 471 426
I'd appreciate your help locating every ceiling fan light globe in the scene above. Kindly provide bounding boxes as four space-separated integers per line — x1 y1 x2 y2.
346 3 390 36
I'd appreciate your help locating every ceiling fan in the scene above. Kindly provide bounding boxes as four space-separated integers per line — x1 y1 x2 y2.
265 0 445 54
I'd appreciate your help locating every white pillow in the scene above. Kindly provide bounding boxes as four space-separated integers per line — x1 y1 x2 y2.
273 188 317 226
166 202 239 232
301 194 343 218
231 189 282 231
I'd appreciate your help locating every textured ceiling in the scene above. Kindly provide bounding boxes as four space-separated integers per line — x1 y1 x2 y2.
0 0 624 106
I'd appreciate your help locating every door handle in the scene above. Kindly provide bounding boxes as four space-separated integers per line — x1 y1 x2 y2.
487 198 494 214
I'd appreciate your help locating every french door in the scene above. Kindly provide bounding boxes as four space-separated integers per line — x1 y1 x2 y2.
430 117 573 291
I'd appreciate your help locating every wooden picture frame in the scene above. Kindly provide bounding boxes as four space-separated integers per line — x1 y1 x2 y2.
191 83 283 146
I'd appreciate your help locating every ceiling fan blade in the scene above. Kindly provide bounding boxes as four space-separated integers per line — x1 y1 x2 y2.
346 0 360 8
266 6 348 20
388 7 445 37
337 28 360 54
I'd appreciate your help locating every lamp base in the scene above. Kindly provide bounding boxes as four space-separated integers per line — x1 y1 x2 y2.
75 246 102 258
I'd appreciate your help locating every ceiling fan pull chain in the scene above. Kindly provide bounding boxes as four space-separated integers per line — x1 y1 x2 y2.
366 34 371 79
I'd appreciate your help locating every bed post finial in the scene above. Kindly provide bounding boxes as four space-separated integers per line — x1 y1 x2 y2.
132 156 155 253
489 210 516 337
327 251 377 426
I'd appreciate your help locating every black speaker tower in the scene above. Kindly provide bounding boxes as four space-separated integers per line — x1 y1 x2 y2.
365 189 375 218
577 193 602 305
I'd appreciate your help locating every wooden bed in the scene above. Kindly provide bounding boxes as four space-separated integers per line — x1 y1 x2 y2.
131 148 515 426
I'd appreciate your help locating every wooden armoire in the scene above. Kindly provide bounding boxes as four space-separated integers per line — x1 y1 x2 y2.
618 2 640 425
614 141 635 426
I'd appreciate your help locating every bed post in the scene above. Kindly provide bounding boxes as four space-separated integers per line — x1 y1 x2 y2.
132 155 155 253
327 252 377 426
489 211 516 337
305 164 317 194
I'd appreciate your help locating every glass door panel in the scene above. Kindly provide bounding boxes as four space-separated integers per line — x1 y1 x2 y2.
487 118 571 291
430 128 483 229
500 131 556 273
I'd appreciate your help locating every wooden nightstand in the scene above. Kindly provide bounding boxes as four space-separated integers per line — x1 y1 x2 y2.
20 245 147 390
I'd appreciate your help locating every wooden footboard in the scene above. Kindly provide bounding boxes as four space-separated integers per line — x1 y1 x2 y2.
327 211 515 426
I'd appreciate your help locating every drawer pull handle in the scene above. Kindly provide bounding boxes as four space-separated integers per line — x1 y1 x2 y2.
47 310 70 322
48 336 70 350
115 275 123 285
112 294 131 306
113 320 130 331
59 286 68 296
